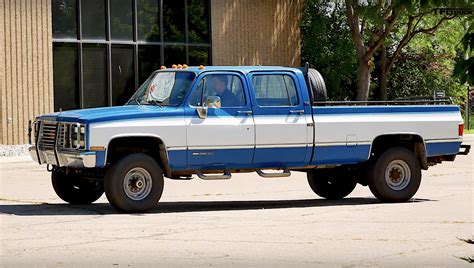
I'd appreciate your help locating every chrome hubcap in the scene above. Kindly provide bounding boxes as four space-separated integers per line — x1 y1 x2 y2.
385 160 411 191
123 167 152 201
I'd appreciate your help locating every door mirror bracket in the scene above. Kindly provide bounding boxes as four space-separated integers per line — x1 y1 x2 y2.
197 96 221 119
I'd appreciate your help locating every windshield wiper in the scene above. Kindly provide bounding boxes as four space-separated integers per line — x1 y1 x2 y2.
146 100 166 107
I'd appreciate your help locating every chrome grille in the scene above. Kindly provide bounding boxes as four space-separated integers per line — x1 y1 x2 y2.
38 121 58 150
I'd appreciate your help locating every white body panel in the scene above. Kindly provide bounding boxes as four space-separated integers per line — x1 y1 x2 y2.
89 117 187 151
313 112 463 146
185 115 254 150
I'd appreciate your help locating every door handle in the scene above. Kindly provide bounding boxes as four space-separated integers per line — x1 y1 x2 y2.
289 109 304 115
237 110 253 115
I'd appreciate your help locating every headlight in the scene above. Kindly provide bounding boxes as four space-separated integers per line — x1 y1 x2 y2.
72 123 86 149
59 122 86 150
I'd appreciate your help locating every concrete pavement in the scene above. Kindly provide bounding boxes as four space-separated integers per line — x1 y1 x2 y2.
1 136 473 267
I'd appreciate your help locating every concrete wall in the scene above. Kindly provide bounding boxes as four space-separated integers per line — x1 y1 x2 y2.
0 0 53 145
211 0 302 67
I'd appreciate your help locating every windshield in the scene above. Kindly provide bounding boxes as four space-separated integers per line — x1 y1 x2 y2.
127 71 196 106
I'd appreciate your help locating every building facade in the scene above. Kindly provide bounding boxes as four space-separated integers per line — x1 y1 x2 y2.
0 0 301 144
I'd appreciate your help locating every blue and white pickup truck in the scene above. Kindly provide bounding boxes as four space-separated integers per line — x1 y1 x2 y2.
29 66 470 212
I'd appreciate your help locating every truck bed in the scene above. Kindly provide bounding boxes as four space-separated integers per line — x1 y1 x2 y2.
310 105 463 166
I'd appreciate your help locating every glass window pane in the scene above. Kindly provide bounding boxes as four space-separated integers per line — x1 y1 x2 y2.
187 0 209 43
137 0 160 41
190 74 245 107
189 46 209 66
252 75 291 107
164 46 185 66
162 0 185 42
112 45 135 105
110 0 133 41
83 44 108 108
138 45 161 83
81 0 106 40
53 43 79 111
52 0 77 39
283 75 299 105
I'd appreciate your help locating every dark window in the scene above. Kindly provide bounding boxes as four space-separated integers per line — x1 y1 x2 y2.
162 0 185 42
137 0 160 42
110 0 133 41
81 0 106 40
138 45 161 83
112 45 135 105
189 46 210 65
187 0 209 43
164 46 185 66
52 0 77 39
52 0 211 111
252 75 299 107
191 74 246 107
53 43 79 110
82 44 108 108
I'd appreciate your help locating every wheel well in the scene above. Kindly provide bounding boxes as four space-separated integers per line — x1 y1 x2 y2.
106 137 171 176
370 134 428 170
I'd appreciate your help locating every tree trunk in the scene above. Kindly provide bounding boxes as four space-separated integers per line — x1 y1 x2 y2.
379 44 388 101
356 61 371 101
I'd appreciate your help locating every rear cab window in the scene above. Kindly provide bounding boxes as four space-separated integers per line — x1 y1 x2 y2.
251 74 299 107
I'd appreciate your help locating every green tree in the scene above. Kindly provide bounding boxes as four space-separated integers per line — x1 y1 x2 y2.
344 0 470 100
301 0 358 100
453 17 474 85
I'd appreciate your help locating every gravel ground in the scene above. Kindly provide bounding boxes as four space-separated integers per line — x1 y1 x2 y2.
0 144 29 157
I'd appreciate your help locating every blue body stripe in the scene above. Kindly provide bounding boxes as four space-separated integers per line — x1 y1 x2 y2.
95 150 106 167
311 145 371 165
425 142 461 157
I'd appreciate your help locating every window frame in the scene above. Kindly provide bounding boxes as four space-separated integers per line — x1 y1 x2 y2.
187 72 248 109
52 0 212 111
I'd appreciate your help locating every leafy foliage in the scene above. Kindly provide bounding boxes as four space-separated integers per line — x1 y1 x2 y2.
388 48 466 103
301 0 471 102
301 0 358 100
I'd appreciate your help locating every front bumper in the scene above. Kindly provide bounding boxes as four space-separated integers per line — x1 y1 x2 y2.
29 145 97 168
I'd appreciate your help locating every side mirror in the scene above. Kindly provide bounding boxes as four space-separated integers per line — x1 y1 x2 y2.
205 96 221 108
197 96 221 119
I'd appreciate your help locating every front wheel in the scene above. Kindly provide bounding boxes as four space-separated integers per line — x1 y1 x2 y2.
51 171 104 204
307 168 357 199
367 147 421 202
104 153 164 213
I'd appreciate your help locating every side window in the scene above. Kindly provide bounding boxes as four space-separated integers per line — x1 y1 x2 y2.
252 74 299 106
190 74 246 107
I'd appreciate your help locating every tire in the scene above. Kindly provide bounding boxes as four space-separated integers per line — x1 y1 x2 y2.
308 68 327 101
307 168 357 199
367 147 421 202
51 171 104 204
104 153 164 213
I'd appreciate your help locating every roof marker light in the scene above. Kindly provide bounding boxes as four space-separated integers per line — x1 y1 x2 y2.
198 65 205 70
177 64 183 69
183 64 188 69
160 66 166 70
172 64 177 69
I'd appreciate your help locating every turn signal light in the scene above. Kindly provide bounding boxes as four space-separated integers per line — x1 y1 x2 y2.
459 124 464 136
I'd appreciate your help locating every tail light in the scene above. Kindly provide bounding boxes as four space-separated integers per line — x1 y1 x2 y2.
459 124 464 136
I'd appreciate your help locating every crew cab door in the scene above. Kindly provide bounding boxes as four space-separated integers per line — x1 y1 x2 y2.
249 72 312 167
184 72 255 169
